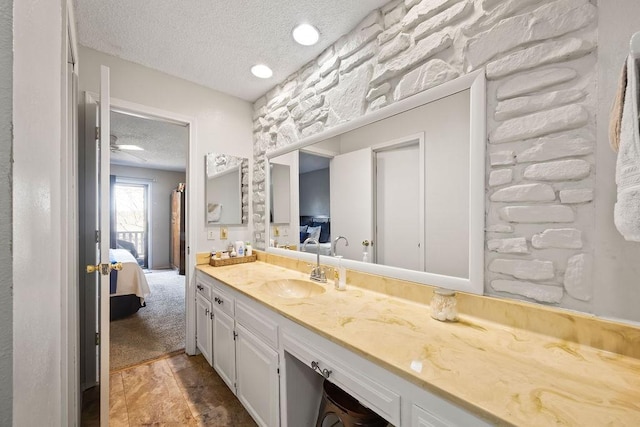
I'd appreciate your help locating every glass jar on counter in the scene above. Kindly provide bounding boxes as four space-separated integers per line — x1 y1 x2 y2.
430 288 458 322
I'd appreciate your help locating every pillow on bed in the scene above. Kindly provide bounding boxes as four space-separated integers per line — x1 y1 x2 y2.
312 221 331 243
299 225 309 243
306 226 321 241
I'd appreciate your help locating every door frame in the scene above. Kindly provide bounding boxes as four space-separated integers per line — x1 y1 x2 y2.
83 93 198 358
64 1 79 425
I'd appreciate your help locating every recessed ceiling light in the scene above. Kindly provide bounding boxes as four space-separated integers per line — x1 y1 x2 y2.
292 23 319 46
251 64 273 79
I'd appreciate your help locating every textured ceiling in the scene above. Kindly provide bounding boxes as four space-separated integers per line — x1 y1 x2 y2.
110 111 188 172
74 0 391 102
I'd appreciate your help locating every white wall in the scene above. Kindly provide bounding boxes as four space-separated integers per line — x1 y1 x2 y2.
13 0 66 424
110 165 186 269
78 47 254 253
594 1 640 322
0 0 12 422
299 169 330 216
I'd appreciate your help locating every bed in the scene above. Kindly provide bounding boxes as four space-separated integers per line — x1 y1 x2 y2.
299 216 332 255
109 248 151 320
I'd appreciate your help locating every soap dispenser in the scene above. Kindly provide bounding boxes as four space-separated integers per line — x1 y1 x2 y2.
334 256 346 291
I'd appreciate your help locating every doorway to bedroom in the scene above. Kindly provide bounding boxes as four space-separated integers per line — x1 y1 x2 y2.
108 109 188 371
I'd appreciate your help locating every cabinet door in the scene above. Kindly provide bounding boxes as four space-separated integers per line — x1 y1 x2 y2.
412 404 450 427
196 293 213 366
236 324 279 427
213 309 236 392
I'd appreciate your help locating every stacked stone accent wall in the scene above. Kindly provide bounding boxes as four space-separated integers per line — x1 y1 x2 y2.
252 0 598 310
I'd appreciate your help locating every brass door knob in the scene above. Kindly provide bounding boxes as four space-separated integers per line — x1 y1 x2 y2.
86 262 123 274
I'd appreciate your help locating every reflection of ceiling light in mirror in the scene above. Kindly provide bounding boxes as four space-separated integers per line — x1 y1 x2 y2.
251 64 273 79
292 23 319 46
116 145 144 151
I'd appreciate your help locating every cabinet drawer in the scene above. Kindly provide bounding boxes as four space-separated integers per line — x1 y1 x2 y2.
236 300 278 349
282 332 400 426
212 286 235 317
195 278 212 302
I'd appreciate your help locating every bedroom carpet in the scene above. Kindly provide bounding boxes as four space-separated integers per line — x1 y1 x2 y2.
110 269 185 371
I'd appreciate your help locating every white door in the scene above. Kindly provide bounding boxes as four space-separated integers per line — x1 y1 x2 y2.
236 324 279 427
196 293 213 365
330 147 373 262
375 143 423 270
213 310 237 392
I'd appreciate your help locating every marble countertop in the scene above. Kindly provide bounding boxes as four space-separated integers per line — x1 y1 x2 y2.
196 261 640 426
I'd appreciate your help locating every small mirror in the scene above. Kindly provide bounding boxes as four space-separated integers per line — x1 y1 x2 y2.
205 153 248 225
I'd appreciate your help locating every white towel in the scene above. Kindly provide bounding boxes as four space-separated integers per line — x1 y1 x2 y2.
614 54 640 242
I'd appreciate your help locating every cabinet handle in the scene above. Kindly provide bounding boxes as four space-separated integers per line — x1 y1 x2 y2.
311 360 332 379
217 298 224 305
197 284 203 291
205 308 209 316
214 297 218 303
210 311 214 320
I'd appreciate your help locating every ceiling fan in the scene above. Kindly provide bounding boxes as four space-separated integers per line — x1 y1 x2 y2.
110 135 147 162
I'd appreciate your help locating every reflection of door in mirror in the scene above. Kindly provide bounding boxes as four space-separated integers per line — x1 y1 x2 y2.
269 151 298 247
374 138 423 271
270 164 290 224
330 147 373 262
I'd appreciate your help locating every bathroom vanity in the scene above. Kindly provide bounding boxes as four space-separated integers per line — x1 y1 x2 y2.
194 253 640 426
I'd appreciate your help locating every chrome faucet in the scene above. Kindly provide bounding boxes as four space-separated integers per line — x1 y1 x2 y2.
332 235 349 257
302 237 327 283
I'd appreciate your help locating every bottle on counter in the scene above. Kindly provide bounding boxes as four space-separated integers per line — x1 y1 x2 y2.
245 242 253 256
234 240 245 256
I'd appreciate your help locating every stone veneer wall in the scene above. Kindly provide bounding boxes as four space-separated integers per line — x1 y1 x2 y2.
252 0 598 311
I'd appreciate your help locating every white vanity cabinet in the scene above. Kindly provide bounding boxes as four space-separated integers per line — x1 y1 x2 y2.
195 279 213 365
197 271 281 427
195 270 491 427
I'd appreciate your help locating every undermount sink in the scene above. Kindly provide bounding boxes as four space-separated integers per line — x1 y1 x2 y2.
259 279 326 299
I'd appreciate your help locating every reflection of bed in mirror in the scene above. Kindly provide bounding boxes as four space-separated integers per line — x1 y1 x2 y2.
109 248 151 320
299 216 331 255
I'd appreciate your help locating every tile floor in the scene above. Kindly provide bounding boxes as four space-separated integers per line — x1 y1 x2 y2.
82 353 257 426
